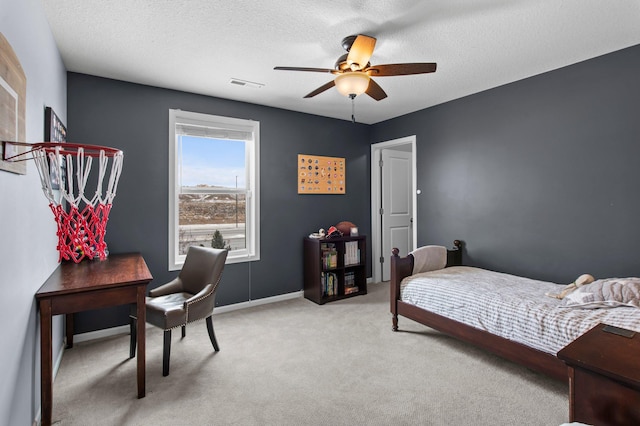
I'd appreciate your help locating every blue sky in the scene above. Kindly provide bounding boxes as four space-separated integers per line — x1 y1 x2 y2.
180 136 246 188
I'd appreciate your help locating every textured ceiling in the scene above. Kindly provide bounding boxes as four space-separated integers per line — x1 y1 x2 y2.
43 0 640 124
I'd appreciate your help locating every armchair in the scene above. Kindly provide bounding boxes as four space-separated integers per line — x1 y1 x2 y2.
130 246 227 376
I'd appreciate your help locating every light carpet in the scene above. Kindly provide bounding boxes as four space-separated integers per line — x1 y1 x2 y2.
51 282 568 425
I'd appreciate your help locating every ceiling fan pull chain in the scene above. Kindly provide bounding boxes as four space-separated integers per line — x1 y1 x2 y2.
350 94 356 123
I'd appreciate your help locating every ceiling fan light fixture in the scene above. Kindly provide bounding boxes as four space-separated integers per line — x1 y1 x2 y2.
335 72 370 97
274 34 433 102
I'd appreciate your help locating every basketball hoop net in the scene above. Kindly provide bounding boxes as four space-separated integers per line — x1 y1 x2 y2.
3 142 123 263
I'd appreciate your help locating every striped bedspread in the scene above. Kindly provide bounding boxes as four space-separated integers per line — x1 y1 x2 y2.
400 266 640 355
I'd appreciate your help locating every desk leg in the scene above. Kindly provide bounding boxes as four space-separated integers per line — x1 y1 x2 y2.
136 285 146 398
65 313 74 348
40 299 53 426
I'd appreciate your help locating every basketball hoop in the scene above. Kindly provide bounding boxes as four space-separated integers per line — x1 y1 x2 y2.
3 141 123 263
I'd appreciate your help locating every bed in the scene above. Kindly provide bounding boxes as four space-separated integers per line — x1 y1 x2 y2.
390 241 640 381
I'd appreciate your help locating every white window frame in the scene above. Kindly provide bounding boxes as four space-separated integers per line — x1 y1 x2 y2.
169 109 260 270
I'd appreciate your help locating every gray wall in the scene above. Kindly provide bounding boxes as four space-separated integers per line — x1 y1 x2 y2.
0 0 68 424
67 73 372 333
372 44 640 283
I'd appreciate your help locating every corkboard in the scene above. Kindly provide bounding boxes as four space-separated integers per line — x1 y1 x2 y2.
298 154 345 194
0 32 27 175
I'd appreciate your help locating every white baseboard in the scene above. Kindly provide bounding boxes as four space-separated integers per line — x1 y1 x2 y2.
73 324 131 343
213 290 303 314
72 290 304 343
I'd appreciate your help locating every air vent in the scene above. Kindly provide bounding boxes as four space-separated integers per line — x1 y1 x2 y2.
229 78 264 89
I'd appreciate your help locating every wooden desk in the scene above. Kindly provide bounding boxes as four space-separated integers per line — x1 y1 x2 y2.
36 253 153 426
557 323 640 425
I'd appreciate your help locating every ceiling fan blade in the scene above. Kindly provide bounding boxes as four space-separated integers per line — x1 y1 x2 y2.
304 80 336 98
366 63 437 76
346 35 376 70
274 66 337 74
365 78 387 101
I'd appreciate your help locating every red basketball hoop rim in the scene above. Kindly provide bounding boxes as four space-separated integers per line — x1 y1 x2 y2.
2 141 122 162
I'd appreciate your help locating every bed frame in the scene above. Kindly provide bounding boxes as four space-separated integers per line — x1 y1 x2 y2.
390 240 568 382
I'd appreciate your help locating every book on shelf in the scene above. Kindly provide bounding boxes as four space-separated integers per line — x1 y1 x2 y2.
321 243 337 269
321 271 339 296
344 286 360 295
344 241 361 266
344 271 359 294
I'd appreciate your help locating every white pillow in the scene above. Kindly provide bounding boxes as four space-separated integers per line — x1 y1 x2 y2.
561 277 640 309
410 245 447 275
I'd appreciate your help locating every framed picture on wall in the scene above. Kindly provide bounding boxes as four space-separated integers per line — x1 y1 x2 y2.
45 106 67 143
298 154 346 194
0 32 27 175
45 106 67 189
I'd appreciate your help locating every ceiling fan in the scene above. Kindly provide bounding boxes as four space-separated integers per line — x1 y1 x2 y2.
274 34 437 101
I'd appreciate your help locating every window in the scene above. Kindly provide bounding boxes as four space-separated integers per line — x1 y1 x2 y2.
169 109 260 269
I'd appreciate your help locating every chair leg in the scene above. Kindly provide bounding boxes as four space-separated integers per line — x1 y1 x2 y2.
129 317 137 359
206 316 220 352
181 325 186 338
163 329 171 376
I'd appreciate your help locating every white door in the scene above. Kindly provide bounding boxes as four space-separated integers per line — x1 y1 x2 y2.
381 149 413 281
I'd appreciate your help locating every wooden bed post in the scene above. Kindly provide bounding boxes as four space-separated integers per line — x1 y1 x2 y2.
390 248 399 331
447 240 462 266
391 241 462 331
390 247 414 331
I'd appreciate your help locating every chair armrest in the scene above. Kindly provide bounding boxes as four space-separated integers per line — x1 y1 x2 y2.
149 277 183 297
184 283 215 306
184 283 216 322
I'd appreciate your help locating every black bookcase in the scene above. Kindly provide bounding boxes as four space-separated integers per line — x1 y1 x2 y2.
303 235 367 304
